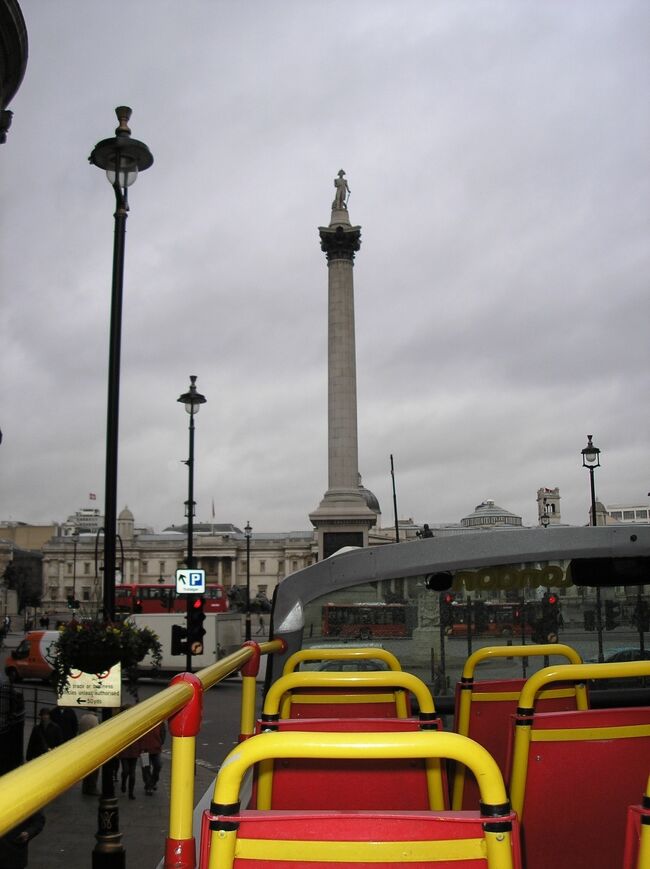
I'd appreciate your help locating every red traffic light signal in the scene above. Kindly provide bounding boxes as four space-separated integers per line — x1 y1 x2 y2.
187 597 206 655
547 594 558 606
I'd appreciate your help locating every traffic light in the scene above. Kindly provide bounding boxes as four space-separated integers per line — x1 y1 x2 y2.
541 592 560 642
604 600 620 631
66 595 80 610
439 593 454 631
171 624 187 656
187 597 206 655
632 599 650 633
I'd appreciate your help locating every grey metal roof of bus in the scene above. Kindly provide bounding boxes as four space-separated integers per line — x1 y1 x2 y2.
273 526 650 634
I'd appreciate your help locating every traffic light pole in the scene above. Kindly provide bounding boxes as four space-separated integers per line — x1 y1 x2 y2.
587 464 605 663
185 407 196 674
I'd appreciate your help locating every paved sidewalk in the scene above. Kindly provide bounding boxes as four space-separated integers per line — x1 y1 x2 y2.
29 751 218 869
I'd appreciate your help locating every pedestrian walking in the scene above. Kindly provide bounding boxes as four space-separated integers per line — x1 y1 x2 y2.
78 711 100 796
26 708 63 760
140 722 166 795
256 614 265 636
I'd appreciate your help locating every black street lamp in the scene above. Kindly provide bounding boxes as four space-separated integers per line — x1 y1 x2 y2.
582 435 604 662
245 521 252 641
89 107 153 625
89 106 152 869
178 375 207 673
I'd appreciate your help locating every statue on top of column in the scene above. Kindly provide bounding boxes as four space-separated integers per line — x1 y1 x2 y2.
332 169 350 210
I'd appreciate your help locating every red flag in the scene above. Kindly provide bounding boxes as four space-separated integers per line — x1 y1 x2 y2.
89 493 96 500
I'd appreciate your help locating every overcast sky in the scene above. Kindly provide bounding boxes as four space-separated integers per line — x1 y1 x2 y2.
1 0 648 535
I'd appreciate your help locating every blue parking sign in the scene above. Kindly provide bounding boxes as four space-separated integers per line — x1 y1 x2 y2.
176 568 206 594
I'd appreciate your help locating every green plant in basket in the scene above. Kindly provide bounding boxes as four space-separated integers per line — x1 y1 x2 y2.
52 619 162 696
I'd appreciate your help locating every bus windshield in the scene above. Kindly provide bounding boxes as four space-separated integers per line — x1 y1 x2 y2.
271 527 650 694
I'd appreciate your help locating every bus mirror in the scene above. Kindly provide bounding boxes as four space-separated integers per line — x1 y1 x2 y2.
425 572 453 592
570 557 650 587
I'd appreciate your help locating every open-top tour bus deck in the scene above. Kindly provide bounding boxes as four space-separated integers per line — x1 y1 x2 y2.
1 526 649 869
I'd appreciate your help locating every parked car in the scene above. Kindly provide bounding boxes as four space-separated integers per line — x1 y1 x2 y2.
588 646 650 689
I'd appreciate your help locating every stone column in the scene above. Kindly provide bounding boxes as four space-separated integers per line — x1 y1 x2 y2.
309 191 376 559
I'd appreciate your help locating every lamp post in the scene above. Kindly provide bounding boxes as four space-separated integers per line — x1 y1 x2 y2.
582 435 604 662
245 521 252 641
89 106 152 869
89 107 153 624
178 375 206 673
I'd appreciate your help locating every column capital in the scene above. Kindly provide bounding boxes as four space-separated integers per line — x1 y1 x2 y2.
319 223 361 263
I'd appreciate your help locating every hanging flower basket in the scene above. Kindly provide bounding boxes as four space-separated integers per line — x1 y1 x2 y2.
52 619 162 696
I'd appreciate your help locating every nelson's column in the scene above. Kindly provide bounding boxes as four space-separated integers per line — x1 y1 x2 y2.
310 171 377 559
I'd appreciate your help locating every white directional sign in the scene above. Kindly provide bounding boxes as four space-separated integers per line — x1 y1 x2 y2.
176 568 206 594
57 663 122 708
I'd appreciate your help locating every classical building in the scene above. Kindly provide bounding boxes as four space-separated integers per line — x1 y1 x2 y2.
40 508 318 614
536 487 563 526
606 503 650 524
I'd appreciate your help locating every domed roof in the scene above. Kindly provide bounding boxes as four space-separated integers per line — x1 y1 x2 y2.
118 506 134 521
358 475 380 514
461 499 522 528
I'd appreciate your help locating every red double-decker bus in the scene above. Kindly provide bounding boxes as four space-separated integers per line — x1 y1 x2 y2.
115 583 228 615
322 602 410 641
446 600 541 638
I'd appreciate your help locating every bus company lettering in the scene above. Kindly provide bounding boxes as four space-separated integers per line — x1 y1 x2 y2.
455 563 569 592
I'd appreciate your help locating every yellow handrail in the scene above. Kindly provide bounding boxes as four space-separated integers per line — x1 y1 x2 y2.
282 646 402 675
0 681 192 838
262 670 436 719
0 640 286 845
460 643 583 681
518 660 650 711
208 731 515 869
510 660 650 818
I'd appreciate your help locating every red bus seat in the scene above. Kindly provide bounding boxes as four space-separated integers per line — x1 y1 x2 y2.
451 644 586 810
200 730 522 869
622 774 650 869
509 662 650 869
262 670 435 722
252 716 447 811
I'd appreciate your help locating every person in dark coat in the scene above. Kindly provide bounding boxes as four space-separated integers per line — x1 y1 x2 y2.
25 708 63 760
0 811 44 869
49 706 78 742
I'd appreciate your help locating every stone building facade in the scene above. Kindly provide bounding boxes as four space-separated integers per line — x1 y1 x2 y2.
40 508 318 615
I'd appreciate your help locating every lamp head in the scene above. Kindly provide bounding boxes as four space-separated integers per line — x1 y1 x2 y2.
581 434 601 469
89 106 154 189
178 375 207 415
